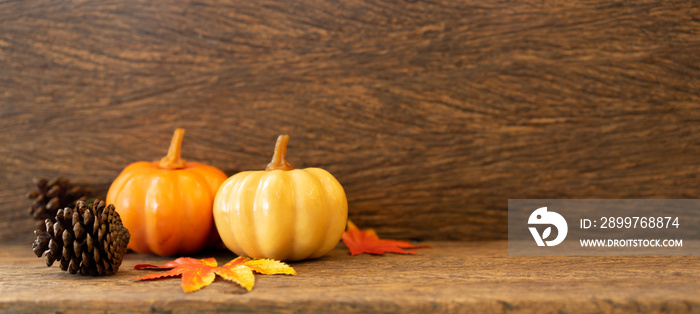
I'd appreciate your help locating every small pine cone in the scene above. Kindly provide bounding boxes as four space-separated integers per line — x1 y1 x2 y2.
27 177 92 227
32 200 130 276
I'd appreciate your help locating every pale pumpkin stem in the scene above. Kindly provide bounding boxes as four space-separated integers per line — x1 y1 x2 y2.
159 128 188 169
266 135 294 171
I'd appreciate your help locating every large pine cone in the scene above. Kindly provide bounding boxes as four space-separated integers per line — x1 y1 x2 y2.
32 200 130 276
27 177 91 227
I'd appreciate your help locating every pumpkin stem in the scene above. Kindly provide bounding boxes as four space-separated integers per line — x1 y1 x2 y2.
159 128 188 169
266 135 294 171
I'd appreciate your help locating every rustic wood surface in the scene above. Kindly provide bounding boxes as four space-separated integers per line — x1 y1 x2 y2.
1 241 699 313
1 0 700 243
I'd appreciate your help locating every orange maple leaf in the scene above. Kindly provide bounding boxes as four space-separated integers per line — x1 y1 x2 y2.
341 221 430 256
135 257 295 292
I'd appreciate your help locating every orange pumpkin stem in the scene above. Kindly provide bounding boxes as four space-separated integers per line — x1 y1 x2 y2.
159 128 188 169
266 135 294 171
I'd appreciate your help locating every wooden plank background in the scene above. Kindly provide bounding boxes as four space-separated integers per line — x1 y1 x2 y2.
1 0 699 244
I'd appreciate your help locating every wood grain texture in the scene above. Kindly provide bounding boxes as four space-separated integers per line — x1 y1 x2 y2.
2 242 700 313
1 0 700 243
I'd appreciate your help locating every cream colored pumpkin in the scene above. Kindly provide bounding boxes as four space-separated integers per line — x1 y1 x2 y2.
213 135 348 261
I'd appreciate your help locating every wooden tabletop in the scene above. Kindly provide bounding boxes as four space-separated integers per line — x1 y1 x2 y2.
1 241 699 313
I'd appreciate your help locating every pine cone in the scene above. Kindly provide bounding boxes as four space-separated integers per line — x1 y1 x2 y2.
27 177 92 228
32 200 130 276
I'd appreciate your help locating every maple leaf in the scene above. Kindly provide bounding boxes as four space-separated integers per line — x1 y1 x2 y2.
341 220 430 256
135 257 295 292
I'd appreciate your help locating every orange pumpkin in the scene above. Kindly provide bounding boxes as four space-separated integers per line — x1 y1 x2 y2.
106 128 227 256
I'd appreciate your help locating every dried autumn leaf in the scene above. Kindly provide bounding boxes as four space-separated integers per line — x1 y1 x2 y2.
243 258 298 275
134 257 214 270
215 257 255 291
135 258 218 292
341 221 430 256
135 257 295 292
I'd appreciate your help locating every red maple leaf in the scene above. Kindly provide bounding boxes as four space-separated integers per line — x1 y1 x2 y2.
341 221 430 256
